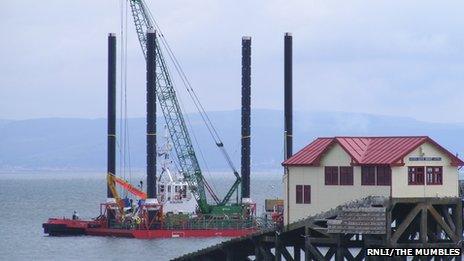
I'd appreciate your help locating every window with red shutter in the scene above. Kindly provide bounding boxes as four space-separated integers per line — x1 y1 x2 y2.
361 166 376 185
296 185 303 204
325 166 339 185
303 185 311 204
376 166 391 186
426 166 442 185
340 167 353 185
408 167 424 185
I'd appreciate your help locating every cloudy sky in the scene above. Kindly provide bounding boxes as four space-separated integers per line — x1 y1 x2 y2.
1 1 464 123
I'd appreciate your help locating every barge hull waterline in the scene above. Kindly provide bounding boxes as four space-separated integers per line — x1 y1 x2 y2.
43 218 256 239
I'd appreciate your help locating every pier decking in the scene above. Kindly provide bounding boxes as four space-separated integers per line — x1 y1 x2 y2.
173 196 463 260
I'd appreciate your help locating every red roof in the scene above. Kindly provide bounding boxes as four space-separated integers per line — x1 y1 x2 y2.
283 136 464 167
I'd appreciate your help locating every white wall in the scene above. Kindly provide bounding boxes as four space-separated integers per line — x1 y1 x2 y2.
391 142 459 198
284 141 460 224
284 144 390 224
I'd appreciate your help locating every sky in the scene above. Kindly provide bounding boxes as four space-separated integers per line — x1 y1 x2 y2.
1 1 464 123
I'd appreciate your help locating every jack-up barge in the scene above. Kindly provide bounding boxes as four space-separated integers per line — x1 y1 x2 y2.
43 0 261 239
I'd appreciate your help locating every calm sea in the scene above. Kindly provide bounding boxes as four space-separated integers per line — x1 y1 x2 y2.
0 171 282 261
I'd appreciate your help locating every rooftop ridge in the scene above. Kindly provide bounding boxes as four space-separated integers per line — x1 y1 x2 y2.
359 138 373 162
283 136 463 166
333 135 429 138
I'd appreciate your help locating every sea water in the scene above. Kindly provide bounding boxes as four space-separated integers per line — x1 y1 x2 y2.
0 171 282 260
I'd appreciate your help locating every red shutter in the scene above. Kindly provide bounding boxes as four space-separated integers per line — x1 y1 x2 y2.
303 185 311 204
325 167 338 185
408 167 424 185
426 166 443 185
362 166 375 185
332 167 339 185
377 166 391 186
349 167 353 185
361 167 367 184
340 167 353 185
417 167 424 185
296 185 303 204
436 167 443 185
324 167 330 185
408 167 414 184
340 167 346 184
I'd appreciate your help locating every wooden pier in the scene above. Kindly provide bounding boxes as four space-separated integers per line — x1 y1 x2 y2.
173 197 463 260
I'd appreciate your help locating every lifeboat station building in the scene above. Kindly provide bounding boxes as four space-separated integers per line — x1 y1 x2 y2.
282 136 464 224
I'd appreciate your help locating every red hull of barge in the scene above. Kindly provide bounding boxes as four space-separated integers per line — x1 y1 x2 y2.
43 218 256 238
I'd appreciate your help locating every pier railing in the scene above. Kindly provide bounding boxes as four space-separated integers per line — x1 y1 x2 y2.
172 196 463 260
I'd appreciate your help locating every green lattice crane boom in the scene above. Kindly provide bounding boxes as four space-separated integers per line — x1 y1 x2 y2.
128 0 242 215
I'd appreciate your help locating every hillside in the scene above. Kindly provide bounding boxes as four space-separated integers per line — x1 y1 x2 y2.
1 110 463 171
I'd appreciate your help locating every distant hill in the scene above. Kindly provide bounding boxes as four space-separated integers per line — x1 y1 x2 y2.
1 110 463 171
0 120 12 128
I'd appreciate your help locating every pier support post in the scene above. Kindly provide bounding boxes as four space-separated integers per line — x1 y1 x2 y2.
335 234 343 261
225 248 234 261
304 227 325 261
386 200 393 247
254 242 261 260
456 200 463 248
293 246 300 261
420 204 428 245
274 233 282 261
304 227 310 261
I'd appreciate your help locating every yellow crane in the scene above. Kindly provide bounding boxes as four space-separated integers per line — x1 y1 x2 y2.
107 172 147 216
